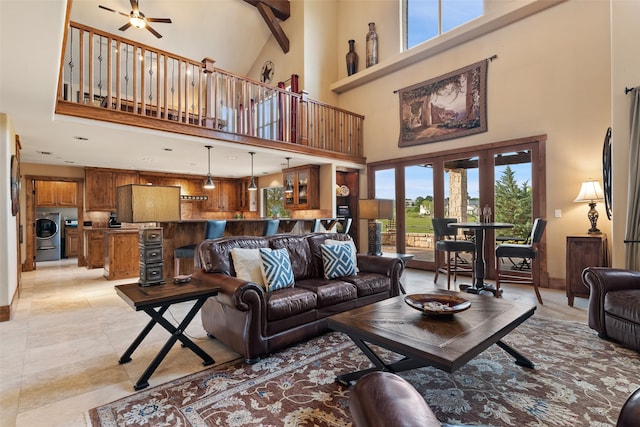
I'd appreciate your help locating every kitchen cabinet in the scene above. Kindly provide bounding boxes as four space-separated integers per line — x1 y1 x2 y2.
85 168 138 211
236 177 255 211
65 227 79 258
566 234 608 306
84 229 106 269
283 165 319 210
202 179 237 211
36 181 77 207
103 230 139 280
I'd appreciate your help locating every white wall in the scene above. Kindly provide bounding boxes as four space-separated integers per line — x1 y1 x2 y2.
334 0 614 282
610 0 640 268
0 113 18 310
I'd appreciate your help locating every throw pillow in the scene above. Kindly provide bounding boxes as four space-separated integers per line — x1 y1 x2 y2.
324 238 359 272
321 243 357 279
231 248 265 288
259 248 295 291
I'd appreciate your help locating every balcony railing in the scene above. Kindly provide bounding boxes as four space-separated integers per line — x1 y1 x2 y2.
56 22 364 161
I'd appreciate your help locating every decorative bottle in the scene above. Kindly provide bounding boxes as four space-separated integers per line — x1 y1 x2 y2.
366 22 378 67
346 39 358 76
482 205 492 223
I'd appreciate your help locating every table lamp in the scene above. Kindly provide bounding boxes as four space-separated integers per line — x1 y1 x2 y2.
573 179 605 234
359 199 394 255
116 184 181 286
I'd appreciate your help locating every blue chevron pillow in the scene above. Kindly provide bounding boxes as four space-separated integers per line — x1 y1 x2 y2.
259 248 294 291
320 243 357 280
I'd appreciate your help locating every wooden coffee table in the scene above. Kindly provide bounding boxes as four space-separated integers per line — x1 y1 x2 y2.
327 290 535 386
115 278 220 390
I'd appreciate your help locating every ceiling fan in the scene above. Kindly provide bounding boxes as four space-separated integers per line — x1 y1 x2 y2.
98 0 172 38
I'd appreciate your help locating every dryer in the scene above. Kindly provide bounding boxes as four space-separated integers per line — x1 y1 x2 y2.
36 212 61 261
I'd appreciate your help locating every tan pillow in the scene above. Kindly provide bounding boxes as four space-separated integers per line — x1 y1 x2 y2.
231 248 265 288
324 238 359 272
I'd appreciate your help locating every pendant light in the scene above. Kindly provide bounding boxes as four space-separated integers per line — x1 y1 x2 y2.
248 151 257 191
284 157 293 194
204 145 215 189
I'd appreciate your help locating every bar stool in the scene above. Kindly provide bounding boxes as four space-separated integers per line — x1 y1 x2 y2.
495 218 547 304
174 220 226 275
432 218 476 290
262 219 279 236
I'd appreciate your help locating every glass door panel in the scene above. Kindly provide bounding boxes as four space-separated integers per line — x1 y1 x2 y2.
374 168 396 253
404 164 434 262
494 150 533 272
298 171 309 206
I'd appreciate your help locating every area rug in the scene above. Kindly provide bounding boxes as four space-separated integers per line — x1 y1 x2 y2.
88 317 639 426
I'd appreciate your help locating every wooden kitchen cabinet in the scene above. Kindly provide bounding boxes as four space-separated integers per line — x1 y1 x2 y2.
103 230 139 280
566 234 608 306
202 179 237 211
65 227 79 258
84 229 106 269
283 165 319 210
85 168 138 211
36 181 77 207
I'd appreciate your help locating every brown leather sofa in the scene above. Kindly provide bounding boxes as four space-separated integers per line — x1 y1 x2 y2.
582 267 640 352
194 233 404 363
349 371 640 427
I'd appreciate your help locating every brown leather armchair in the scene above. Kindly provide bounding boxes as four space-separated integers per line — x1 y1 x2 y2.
349 371 640 427
582 267 640 352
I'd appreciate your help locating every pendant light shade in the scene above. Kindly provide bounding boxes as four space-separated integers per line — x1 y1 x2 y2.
248 152 257 191
284 157 293 194
204 145 215 189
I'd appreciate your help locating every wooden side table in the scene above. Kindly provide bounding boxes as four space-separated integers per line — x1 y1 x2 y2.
566 234 608 306
115 278 220 390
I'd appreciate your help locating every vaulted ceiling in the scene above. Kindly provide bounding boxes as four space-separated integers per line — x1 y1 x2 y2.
0 0 349 178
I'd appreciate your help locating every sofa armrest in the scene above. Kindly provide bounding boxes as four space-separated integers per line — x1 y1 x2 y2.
193 269 265 312
357 254 405 296
582 267 640 335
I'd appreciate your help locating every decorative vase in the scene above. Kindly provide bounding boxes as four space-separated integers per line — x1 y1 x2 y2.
346 39 358 76
366 22 378 68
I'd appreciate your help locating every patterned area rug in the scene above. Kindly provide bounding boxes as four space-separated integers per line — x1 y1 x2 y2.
88 317 639 426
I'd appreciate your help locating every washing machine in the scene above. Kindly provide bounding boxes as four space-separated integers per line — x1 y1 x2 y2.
36 212 61 261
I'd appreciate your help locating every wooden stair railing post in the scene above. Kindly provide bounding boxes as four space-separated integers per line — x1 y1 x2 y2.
277 81 285 141
202 57 216 129
290 74 299 143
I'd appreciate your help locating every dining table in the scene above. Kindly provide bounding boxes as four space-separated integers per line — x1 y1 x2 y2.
448 222 514 295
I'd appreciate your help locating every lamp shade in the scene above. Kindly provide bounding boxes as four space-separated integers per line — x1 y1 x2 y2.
359 199 394 219
116 184 181 223
574 180 604 203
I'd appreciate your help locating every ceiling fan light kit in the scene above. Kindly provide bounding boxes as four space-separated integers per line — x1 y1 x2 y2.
99 0 171 38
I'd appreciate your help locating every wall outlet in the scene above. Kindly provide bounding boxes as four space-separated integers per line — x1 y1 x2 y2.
554 209 562 218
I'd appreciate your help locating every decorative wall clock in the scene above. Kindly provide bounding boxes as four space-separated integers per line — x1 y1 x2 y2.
10 154 19 216
261 60 274 84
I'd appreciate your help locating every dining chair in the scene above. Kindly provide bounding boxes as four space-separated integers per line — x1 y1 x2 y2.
262 219 280 236
432 218 476 290
495 218 547 304
174 220 226 275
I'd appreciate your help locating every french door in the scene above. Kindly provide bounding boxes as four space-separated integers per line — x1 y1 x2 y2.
367 135 546 281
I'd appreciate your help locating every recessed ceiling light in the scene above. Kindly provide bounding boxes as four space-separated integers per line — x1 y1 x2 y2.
188 162 197 166
73 136 88 140
227 156 237 160
142 157 152 162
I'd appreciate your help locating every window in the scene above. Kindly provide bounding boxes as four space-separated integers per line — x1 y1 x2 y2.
403 0 484 50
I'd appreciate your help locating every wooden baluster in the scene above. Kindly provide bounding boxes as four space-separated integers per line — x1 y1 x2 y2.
84 30 89 104
290 74 298 143
115 40 121 111
133 46 138 114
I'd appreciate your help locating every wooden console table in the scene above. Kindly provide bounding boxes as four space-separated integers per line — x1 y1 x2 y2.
566 234 608 306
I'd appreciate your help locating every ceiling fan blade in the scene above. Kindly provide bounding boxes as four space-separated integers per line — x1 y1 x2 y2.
146 25 162 38
146 18 172 24
130 0 139 13
119 22 132 31
98 5 129 17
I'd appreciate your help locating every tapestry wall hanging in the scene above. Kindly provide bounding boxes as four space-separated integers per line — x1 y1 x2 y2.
398 59 488 147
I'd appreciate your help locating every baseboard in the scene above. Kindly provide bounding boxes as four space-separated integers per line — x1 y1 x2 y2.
0 283 20 322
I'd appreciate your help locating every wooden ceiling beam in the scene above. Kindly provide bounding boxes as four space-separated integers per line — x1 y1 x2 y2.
243 0 290 21
255 1 290 53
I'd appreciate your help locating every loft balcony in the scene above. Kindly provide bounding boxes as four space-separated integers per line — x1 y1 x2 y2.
55 22 365 164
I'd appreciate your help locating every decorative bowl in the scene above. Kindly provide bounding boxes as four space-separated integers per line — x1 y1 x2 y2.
404 293 471 317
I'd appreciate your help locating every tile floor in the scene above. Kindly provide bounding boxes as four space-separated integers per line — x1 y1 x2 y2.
0 259 590 427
